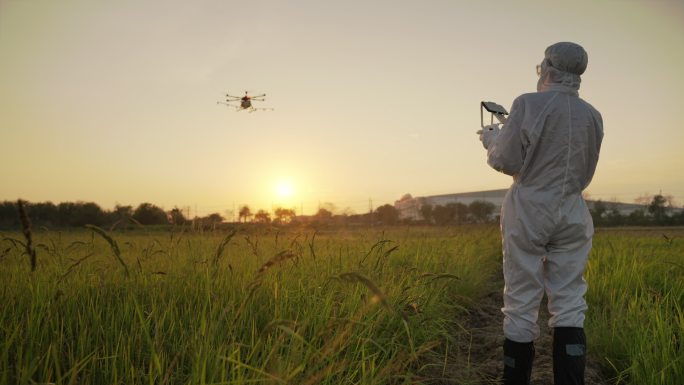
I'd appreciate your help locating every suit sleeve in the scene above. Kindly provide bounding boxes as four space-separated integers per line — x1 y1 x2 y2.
582 108 604 189
487 97 526 176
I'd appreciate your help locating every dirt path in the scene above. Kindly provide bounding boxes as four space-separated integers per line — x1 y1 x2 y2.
438 288 608 384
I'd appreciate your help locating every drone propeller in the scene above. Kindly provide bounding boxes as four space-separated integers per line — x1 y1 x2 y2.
252 107 274 112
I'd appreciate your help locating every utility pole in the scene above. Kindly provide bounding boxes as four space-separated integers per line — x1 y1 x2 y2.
369 198 373 226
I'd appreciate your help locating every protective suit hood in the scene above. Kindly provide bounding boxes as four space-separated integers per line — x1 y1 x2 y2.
537 42 588 94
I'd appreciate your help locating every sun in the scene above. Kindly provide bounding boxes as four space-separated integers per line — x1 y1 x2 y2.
275 180 295 199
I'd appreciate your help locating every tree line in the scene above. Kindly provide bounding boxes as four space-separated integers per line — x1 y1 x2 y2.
1 194 681 230
416 201 497 225
0 199 498 230
589 194 684 226
0 201 197 229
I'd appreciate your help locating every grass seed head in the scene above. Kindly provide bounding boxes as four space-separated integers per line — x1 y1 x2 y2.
17 199 37 271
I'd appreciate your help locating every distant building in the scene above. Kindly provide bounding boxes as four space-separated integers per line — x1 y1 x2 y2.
394 189 508 221
585 200 642 216
395 190 678 222
585 200 680 216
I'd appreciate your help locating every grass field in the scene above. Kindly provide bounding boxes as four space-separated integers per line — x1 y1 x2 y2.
0 225 682 384
586 228 684 384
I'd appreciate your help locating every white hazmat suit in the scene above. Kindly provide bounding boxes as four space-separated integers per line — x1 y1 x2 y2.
482 43 603 344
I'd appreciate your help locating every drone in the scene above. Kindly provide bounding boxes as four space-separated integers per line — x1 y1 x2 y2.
217 91 273 112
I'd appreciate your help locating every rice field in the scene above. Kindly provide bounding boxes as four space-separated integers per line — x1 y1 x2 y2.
586 228 684 384
0 225 682 384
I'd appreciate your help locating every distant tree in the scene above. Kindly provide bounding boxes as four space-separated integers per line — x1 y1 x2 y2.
30 202 59 227
333 207 355 226
320 202 337 214
340 207 355 216
590 200 607 221
468 200 496 223
604 206 624 226
169 207 188 225
375 204 399 225
238 205 252 223
254 210 271 224
420 204 433 224
627 209 647 226
648 194 668 225
451 202 469 224
79 202 107 226
56 202 77 226
0 201 19 228
673 209 684 226
314 208 333 224
205 213 224 225
398 193 413 202
274 207 296 224
57 201 107 227
432 204 455 226
132 203 168 225
109 205 134 228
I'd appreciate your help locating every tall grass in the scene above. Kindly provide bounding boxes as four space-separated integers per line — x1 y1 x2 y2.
0 226 501 384
585 229 684 385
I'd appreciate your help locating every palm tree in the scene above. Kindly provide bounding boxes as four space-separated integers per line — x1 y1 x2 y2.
238 205 252 223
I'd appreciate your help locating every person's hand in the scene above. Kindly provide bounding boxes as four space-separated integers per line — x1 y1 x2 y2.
478 124 500 149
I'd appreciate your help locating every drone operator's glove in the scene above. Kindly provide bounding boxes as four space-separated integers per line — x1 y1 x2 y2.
477 124 500 150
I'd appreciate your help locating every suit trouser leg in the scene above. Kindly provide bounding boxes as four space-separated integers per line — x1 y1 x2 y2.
545 236 591 385
501 231 546 384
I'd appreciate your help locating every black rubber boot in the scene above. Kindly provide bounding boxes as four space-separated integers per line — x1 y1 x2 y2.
553 327 586 385
502 338 535 385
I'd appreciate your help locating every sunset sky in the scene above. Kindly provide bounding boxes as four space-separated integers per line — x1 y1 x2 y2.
1 0 683 217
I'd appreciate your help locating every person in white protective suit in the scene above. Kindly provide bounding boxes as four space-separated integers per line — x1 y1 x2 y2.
479 42 603 385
